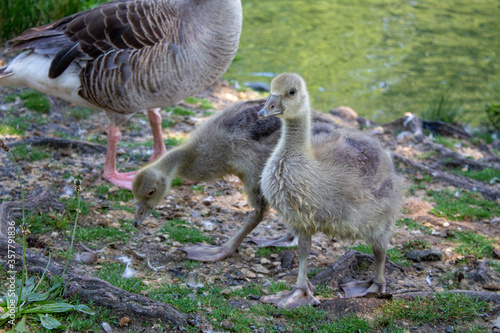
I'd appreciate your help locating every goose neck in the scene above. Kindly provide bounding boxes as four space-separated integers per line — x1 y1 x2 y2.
280 114 313 154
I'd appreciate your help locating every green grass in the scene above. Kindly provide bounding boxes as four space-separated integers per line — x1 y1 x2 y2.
190 184 204 193
171 177 184 187
376 292 488 327
162 118 174 128
70 107 92 120
95 262 145 294
350 244 410 266
47 302 117 332
10 144 50 162
165 106 195 116
184 97 215 109
160 219 211 244
428 189 499 221
24 213 69 234
255 246 296 257
449 231 494 258
74 223 132 243
421 91 464 124
18 90 51 114
396 218 433 235
404 239 431 251
0 117 28 135
452 167 500 184
433 135 460 149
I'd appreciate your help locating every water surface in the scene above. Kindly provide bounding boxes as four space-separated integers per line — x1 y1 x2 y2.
225 0 500 125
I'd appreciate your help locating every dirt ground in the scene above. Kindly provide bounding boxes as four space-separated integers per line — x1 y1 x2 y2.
0 79 499 332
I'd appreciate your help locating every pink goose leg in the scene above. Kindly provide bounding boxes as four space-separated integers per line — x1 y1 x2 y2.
102 108 167 190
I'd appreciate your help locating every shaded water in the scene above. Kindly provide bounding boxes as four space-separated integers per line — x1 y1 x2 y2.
224 0 500 125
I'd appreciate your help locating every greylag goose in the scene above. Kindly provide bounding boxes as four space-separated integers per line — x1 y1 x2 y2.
132 99 340 261
0 0 242 189
258 73 404 308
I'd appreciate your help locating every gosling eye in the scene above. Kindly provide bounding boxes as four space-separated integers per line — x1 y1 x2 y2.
288 88 296 96
146 189 156 198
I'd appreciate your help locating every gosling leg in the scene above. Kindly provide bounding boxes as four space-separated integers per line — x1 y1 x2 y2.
260 232 320 308
251 232 298 247
340 244 387 298
179 209 264 262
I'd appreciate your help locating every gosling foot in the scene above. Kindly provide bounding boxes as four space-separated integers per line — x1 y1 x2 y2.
179 243 234 262
260 281 319 309
340 278 386 298
251 233 298 247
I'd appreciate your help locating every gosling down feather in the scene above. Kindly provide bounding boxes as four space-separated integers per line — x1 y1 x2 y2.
0 0 242 189
132 99 341 261
258 73 404 308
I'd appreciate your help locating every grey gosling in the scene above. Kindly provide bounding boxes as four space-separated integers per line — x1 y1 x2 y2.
258 73 404 308
132 99 340 261
0 0 242 189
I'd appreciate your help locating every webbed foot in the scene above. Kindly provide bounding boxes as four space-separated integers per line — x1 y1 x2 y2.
340 278 386 298
179 243 233 262
260 280 319 308
104 171 136 190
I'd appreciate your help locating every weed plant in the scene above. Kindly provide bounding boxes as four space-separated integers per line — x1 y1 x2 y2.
421 91 463 124
0 138 94 330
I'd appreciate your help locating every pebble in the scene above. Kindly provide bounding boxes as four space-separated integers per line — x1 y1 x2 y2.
241 268 257 279
221 319 235 330
406 249 443 262
252 264 270 274
119 316 131 327
260 258 271 265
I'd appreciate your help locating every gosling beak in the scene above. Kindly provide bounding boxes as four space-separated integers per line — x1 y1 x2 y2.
134 202 152 227
258 95 283 118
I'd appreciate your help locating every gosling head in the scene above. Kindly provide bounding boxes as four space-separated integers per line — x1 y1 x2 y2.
258 73 309 119
132 166 171 227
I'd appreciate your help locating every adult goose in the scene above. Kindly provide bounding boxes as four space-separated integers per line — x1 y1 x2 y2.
0 0 242 189
258 73 404 308
133 98 340 261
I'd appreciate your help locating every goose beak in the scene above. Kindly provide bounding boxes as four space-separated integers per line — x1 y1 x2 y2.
258 95 283 118
135 202 152 227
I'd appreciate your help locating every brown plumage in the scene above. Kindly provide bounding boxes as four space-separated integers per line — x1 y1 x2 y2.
258 73 405 308
132 99 341 261
0 0 242 189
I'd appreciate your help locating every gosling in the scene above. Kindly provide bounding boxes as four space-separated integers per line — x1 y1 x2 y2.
258 73 404 308
132 99 339 261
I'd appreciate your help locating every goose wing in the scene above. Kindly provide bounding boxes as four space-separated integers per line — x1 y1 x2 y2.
10 0 179 79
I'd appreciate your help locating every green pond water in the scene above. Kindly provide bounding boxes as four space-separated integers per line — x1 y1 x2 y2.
224 0 500 126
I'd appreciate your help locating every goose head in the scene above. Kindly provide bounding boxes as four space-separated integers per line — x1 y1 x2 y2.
258 73 309 119
132 167 171 227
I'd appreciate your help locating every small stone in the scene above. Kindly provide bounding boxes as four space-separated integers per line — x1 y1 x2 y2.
108 186 120 193
221 319 234 330
442 222 450 228
260 258 271 265
203 196 214 206
75 252 97 265
252 264 270 275
102 322 113 333
59 194 71 200
445 326 454 333
245 247 255 256
241 268 256 279
272 261 281 267
396 131 414 143
119 316 131 327
406 249 442 262
221 289 231 295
